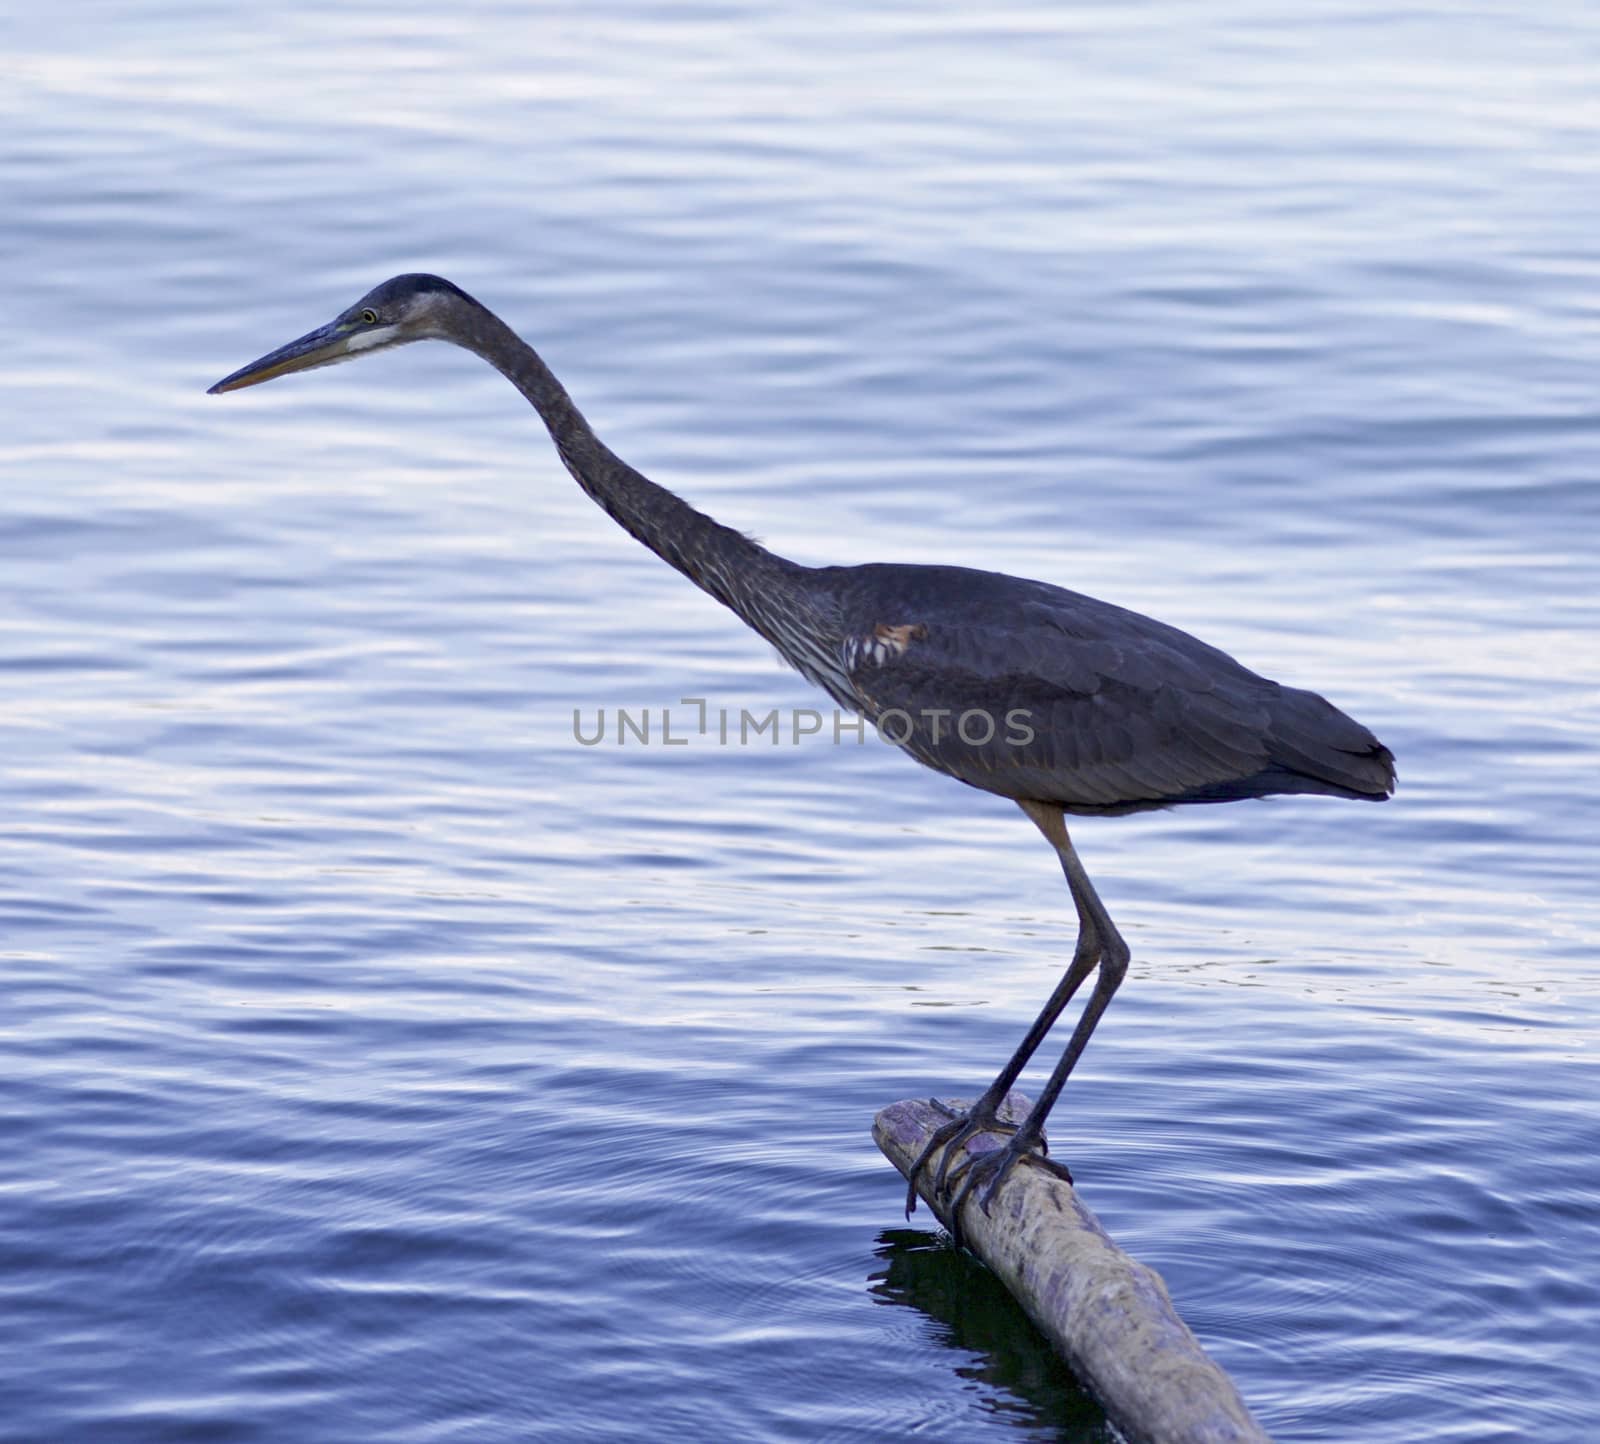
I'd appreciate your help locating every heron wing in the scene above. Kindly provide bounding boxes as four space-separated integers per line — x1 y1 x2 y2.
840 593 1378 811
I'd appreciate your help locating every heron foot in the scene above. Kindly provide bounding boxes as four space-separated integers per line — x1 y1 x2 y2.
942 1127 1073 1240
904 1094 1017 1221
904 1098 1072 1250
902 1092 1042 1241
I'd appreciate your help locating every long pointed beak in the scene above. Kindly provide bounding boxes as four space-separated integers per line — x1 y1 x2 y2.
207 319 363 394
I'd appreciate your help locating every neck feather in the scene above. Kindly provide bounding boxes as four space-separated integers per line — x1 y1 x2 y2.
456 305 837 667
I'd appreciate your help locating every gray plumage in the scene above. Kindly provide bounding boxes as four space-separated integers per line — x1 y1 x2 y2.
210 274 1395 1241
817 562 1391 814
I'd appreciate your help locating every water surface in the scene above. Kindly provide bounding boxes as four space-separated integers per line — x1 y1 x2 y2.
3 4 1598 1440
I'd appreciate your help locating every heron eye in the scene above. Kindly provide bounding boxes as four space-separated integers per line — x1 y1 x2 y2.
360 308 380 325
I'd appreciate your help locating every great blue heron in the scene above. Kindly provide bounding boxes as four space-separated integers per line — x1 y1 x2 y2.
210 274 1395 1239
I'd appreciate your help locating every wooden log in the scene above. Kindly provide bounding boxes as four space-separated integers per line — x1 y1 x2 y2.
874 1094 1271 1444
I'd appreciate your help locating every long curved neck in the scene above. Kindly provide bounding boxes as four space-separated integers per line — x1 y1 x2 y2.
460 306 818 647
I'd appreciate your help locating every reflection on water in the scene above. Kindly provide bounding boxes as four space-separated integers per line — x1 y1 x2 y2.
870 1229 1111 1442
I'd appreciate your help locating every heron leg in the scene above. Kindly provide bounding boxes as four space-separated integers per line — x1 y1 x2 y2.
904 919 1101 1220
944 808 1129 1227
903 801 1112 1236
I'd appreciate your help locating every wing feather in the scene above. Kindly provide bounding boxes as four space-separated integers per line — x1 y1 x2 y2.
838 585 1390 813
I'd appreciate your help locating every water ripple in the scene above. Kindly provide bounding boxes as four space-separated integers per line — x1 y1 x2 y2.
4 2 1599 1441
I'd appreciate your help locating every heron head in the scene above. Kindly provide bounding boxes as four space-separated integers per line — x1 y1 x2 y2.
207 274 481 394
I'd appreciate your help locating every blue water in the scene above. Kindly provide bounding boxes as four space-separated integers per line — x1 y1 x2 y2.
4 3 1598 1440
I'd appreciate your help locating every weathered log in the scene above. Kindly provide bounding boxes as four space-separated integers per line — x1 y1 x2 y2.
874 1094 1270 1444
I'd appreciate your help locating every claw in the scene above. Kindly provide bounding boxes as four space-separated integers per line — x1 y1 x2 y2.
901 1093 1056 1250
902 1095 1019 1219
946 1132 1073 1230
903 1096 1073 1250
